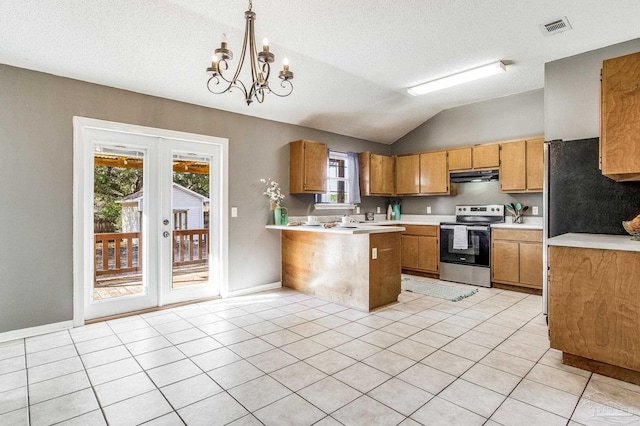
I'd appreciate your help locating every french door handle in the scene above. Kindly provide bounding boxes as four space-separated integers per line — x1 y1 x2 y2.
163 231 170 238
163 219 170 225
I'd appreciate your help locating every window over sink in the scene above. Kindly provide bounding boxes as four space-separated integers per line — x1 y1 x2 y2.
314 150 360 209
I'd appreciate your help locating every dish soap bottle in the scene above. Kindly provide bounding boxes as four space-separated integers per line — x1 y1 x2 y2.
387 204 393 220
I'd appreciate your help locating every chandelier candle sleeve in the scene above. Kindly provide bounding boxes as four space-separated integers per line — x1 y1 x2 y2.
206 0 294 105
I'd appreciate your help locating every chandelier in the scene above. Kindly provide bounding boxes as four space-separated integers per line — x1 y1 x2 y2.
206 0 294 105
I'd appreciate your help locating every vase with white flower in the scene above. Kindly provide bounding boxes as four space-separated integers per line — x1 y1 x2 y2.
260 178 286 224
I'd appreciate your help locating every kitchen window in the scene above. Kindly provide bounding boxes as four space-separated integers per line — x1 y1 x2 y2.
314 150 361 209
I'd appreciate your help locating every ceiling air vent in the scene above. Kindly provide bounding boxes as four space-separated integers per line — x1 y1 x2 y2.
539 17 572 36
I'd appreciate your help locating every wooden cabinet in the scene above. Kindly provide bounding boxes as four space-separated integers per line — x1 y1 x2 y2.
358 152 394 196
448 145 500 171
491 228 543 291
448 148 472 171
395 151 450 196
419 151 449 195
401 225 439 275
526 138 544 191
600 51 640 181
499 140 527 192
289 140 327 194
499 137 543 193
549 246 640 380
395 154 420 195
473 144 500 169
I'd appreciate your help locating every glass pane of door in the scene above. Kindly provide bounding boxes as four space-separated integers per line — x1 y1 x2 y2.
93 146 145 301
171 153 211 289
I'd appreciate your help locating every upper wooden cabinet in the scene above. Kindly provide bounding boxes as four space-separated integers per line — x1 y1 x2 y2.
601 51 640 181
289 140 327 194
358 152 395 196
473 144 500 169
448 148 472 171
420 151 449 195
448 145 500 171
499 137 543 193
395 154 420 195
526 138 544 191
500 140 527 192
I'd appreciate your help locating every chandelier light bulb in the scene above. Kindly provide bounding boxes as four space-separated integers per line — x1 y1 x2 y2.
221 33 227 44
263 38 269 52
283 57 289 71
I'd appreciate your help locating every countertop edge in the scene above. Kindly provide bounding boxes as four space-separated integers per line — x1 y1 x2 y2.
547 233 640 252
265 225 406 234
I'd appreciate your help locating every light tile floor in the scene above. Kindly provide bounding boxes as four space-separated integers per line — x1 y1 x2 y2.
2 276 640 425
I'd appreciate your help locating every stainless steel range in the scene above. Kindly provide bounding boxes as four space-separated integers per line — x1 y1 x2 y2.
439 205 505 287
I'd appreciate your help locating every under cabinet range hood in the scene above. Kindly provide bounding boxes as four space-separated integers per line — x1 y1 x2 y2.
450 169 499 183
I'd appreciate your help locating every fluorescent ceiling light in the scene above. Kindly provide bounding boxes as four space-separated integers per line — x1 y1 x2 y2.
407 61 507 96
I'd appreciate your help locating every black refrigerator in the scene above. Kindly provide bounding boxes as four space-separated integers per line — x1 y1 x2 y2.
543 138 640 315
547 138 640 238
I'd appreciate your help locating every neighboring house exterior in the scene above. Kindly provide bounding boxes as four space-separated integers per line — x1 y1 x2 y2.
119 183 209 232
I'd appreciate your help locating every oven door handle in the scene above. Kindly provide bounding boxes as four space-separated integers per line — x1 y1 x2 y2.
440 225 490 231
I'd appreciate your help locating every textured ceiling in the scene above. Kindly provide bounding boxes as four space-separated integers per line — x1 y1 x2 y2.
1 1 640 144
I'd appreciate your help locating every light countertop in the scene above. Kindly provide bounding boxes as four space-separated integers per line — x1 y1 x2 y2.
265 224 405 235
491 223 543 230
277 214 544 230
547 233 640 252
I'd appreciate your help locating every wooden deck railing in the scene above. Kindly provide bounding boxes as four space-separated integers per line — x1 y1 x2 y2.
95 232 142 276
94 229 209 277
173 229 209 266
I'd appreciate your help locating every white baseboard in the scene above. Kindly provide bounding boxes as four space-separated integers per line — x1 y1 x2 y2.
223 282 282 298
0 320 74 343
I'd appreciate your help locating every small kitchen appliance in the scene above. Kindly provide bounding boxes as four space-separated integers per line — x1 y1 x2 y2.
439 205 504 287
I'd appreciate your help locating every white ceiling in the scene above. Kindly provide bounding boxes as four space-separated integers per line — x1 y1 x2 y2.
1 1 640 144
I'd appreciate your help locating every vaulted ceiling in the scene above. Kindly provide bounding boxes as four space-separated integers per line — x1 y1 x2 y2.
1 1 640 144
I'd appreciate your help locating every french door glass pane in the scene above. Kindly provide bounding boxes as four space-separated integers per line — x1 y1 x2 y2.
93 146 145 301
171 154 211 289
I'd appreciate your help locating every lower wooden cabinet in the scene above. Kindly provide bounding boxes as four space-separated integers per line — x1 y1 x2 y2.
401 225 439 274
549 246 640 376
491 228 543 290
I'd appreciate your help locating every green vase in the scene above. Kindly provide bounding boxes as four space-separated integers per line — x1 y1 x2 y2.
274 205 282 225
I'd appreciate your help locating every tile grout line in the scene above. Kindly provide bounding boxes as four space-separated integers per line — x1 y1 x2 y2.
12 286 628 426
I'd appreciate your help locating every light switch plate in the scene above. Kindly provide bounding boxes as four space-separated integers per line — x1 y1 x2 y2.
427 206 432 214
376 207 381 214
372 248 378 259
231 207 238 217
532 206 539 215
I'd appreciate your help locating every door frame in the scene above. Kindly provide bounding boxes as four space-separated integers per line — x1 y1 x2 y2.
72 117 229 326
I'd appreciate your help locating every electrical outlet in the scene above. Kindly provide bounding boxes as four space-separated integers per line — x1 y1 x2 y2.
372 248 378 259
376 207 381 214
231 207 238 217
427 206 432 214
355 206 361 214
532 206 539 215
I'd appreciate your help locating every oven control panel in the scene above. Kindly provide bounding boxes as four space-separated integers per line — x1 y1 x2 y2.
456 205 504 215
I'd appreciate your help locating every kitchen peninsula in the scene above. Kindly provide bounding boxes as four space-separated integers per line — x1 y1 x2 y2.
266 224 405 311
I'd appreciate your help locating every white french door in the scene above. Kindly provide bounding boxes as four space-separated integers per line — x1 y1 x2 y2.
74 118 227 321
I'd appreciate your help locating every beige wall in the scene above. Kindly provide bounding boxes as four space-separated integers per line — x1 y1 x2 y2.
0 64 389 333
391 89 544 155
545 38 640 141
